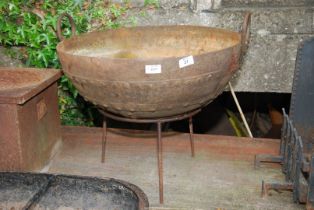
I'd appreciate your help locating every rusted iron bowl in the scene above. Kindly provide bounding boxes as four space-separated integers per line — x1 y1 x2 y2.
57 13 251 119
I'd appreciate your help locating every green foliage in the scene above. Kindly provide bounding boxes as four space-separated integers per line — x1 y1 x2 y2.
0 0 131 126
144 0 159 7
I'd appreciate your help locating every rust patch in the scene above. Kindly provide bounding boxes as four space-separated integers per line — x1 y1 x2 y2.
0 68 61 105
0 70 42 90
36 99 47 120
228 53 240 72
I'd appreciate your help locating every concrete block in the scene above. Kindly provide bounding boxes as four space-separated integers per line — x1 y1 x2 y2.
129 8 204 26
159 0 189 9
130 8 314 34
128 8 244 31
216 9 313 34
190 0 222 12
221 0 314 7
231 34 312 93
252 9 313 34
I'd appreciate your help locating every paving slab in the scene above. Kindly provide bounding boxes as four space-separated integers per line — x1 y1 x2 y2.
221 0 314 7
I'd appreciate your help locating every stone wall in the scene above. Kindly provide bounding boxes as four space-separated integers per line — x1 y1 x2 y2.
117 0 314 92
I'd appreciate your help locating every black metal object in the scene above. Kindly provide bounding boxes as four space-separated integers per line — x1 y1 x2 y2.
0 172 149 210
290 36 314 152
258 111 307 203
255 37 314 209
99 109 201 204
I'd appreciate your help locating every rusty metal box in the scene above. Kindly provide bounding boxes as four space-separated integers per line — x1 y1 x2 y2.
0 67 62 171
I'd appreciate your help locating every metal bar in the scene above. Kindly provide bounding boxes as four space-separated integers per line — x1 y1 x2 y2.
99 109 201 124
286 121 294 182
254 154 283 168
283 115 292 175
282 110 289 174
298 172 309 204
189 117 195 157
101 119 107 163
290 129 298 182
307 156 314 209
293 137 303 202
290 128 298 181
280 109 288 157
253 109 288 169
261 180 293 197
157 121 164 204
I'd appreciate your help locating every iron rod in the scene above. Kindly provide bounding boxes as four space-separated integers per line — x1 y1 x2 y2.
98 109 200 204
99 109 201 124
189 117 195 157
101 119 107 163
157 121 164 204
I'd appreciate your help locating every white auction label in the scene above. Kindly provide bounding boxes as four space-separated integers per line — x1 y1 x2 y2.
179 56 194 68
145 65 162 74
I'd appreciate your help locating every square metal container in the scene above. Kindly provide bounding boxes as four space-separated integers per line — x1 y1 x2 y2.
0 67 62 171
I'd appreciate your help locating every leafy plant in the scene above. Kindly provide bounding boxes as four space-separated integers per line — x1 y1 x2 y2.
144 0 159 8
0 0 132 126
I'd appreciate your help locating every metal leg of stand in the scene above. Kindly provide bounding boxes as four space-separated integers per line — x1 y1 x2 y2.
101 119 107 163
97 109 201 204
157 121 164 204
189 117 195 157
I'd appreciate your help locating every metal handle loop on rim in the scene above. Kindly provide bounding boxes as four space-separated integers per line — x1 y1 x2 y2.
56 13 76 41
241 12 252 56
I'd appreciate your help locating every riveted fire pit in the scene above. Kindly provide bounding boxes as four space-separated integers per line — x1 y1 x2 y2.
56 12 251 204
0 172 149 210
56 13 251 119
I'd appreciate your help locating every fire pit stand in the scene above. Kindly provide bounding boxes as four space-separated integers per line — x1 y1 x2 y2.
99 108 201 204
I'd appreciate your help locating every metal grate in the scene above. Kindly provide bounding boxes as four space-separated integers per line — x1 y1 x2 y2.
255 36 314 209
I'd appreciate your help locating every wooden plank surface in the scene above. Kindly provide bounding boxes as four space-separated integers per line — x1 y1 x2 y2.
48 126 303 209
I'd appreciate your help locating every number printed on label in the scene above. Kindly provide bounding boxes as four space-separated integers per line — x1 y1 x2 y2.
145 65 162 74
179 56 194 68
